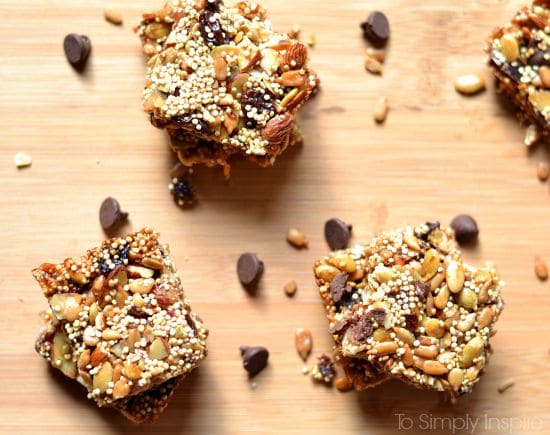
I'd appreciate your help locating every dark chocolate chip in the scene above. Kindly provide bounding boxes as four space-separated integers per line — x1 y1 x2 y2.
348 313 375 344
329 272 349 303
237 253 264 287
414 281 430 302
328 318 350 335
324 218 352 250
369 308 386 324
529 49 547 65
205 0 223 11
241 346 269 376
99 197 128 231
361 11 390 45
450 214 479 244
404 313 419 331
63 34 91 69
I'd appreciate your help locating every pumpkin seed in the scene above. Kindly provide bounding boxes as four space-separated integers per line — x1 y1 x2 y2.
421 249 440 281
93 362 113 392
424 318 445 338
459 336 484 368
477 306 494 329
458 288 478 310
423 360 449 375
448 368 464 391
434 285 450 309
446 261 465 293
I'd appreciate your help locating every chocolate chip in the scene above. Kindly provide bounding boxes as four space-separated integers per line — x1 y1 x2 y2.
63 34 91 69
240 346 269 376
529 49 547 65
369 308 386 324
361 11 390 46
237 253 264 287
450 214 479 244
328 318 350 335
348 313 375 344
404 313 419 331
99 197 128 231
414 281 430 302
205 0 223 11
329 272 349 303
324 218 352 250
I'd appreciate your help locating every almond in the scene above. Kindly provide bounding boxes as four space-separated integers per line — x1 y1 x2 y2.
261 113 293 146
90 347 108 367
213 55 228 81
223 111 239 135
281 42 307 70
277 70 306 87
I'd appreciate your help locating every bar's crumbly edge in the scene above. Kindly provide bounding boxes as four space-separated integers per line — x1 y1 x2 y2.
313 223 504 397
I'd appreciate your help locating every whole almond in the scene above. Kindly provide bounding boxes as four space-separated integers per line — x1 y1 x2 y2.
535 256 548 280
262 113 293 146
286 228 308 248
278 70 306 87
104 8 123 25
295 328 313 361
281 42 307 70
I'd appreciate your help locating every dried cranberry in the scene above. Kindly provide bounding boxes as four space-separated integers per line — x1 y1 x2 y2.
199 10 229 46
316 355 335 384
240 89 274 128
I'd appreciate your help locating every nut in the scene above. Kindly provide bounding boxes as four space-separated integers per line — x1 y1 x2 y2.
13 152 32 168
424 318 445 338
261 113 293 146
537 162 549 181
124 363 142 380
393 327 414 345
500 34 519 62
102 329 122 341
529 91 550 113
277 70 306 87
458 289 478 310
477 306 494 329
457 313 476 332
112 379 130 399
90 347 108 367
83 326 99 346
364 55 383 74
414 345 438 359
430 271 446 291
223 111 239 135
283 280 297 297
497 378 515 394
142 257 164 270
295 328 313 361
459 336 484 368
454 74 486 95
286 228 308 248
535 255 548 280
113 363 123 382
52 332 76 379
127 329 141 351
149 337 170 360
448 368 464 391
328 254 356 273
402 344 414 366
93 362 113 392
334 374 353 391
213 55 228 81
446 261 465 293
423 360 449 376
434 285 450 309
366 47 385 62
145 22 171 40
373 341 398 355
78 349 90 369
421 249 440 281
373 96 388 123
129 278 155 294
260 48 281 72
539 66 550 89
104 8 123 25
315 264 340 282
281 42 307 70
126 265 154 279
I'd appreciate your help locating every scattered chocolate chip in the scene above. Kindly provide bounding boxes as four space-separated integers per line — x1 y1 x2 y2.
348 314 375 344
205 0 223 11
450 214 479 244
329 272 349 303
529 49 548 66
237 253 264 287
199 9 229 46
169 178 196 206
328 318 350 335
99 197 128 231
240 346 269 376
404 313 419 331
369 308 386 324
63 33 91 70
414 281 430 302
361 11 390 46
324 218 352 250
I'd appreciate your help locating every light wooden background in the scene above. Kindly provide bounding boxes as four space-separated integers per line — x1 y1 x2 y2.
1 0 550 433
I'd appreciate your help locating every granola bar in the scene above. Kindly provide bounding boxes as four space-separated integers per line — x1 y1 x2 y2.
33 228 208 420
136 0 318 174
488 0 550 136
313 223 504 397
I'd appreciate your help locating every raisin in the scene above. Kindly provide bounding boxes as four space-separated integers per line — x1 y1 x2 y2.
172 115 212 136
199 10 229 46
240 89 274 128
97 243 130 274
316 355 335 384
169 178 196 206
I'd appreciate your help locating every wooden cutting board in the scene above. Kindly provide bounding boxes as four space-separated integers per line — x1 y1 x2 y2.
2 0 550 433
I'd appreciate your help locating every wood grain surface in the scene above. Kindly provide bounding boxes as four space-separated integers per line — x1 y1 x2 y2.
1 0 550 433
